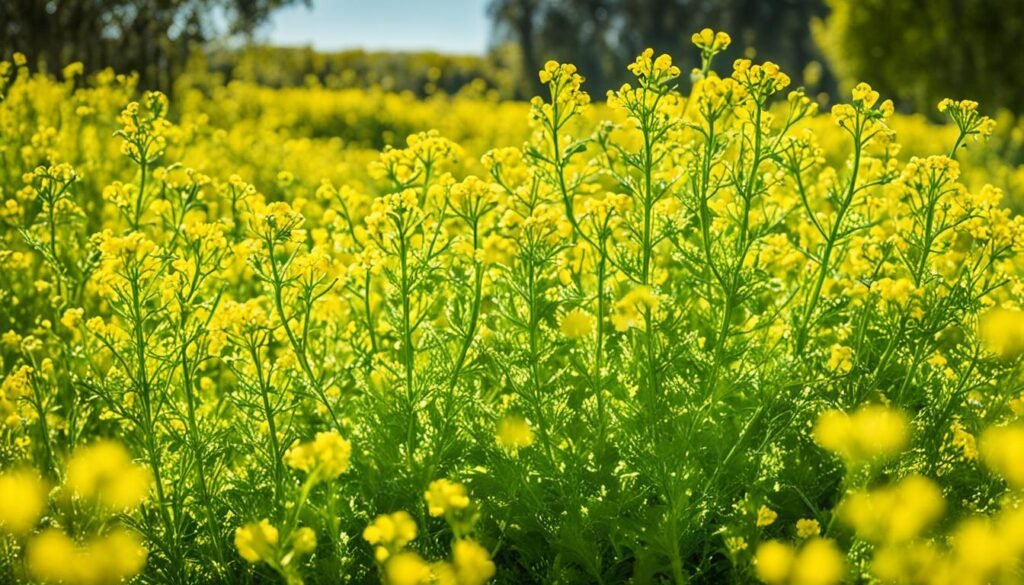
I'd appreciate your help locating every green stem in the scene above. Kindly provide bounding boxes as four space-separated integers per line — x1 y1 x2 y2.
593 247 607 456
449 221 483 387
266 236 340 428
180 318 225 564
133 156 147 230
795 126 863 352
250 337 284 508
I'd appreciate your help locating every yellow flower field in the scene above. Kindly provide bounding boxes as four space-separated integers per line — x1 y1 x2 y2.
1 29 1024 584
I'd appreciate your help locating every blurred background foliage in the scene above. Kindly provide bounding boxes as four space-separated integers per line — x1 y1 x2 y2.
0 0 308 90
488 0 835 99
814 0 1024 114
2 0 1022 114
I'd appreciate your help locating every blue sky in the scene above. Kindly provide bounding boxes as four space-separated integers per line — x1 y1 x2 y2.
264 0 491 55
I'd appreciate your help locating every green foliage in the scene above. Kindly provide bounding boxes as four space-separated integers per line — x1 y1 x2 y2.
0 0 307 90
816 0 1024 113
3 26 1024 585
489 0 835 97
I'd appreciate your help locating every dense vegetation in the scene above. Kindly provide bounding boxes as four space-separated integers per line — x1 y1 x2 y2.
1 30 1024 585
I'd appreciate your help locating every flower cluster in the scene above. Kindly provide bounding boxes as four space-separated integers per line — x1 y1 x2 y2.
938 98 996 143
0 443 150 585
812 405 908 464
283 429 353 480
66 440 152 511
533 60 590 131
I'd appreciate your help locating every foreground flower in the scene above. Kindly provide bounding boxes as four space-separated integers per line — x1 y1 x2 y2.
435 539 496 585
386 551 433 585
66 441 152 511
27 528 147 585
755 538 844 585
0 469 46 535
813 405 908 464
979 424 1024 488
235 519 279 564
839 474 945 544
364 511 418 562
979 307 1024 359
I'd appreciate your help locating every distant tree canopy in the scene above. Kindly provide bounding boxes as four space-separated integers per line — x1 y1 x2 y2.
487 0 836 98
6 0 1024 113
815 0 1024 115
0 0 307 90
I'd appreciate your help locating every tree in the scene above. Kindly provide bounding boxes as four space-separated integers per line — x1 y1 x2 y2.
815 0 1024 114
0 0 307 91
487 0 835 98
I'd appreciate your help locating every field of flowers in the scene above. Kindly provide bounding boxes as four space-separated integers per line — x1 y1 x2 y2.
2 30 1024 585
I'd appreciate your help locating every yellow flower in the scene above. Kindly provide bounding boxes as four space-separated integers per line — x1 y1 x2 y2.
27 527 147 585
812 405 908 464
827 344 853 374
691 28 731 53
851 82 879 108
364 511 418 562
60 307 84 330
235 519 279 564
0 469 46 535
538 60 559 84
276 170 295 187
725 536 748 554
425 479 471 518
979 307 1024 359
756 505 778 527
870 277 916 307
831 103 856 128
950 419 978 460
795 519 820 539
386 551 433 585
292 526 318 555
839 475 944 544
94 529 148 582
938 98 996 140
790 539 844 585
901 155 960 188
313 430 352 477
1 365 33 404
1 330 20 350
451 539 496 585
27 529 77 583
560 308 594 339
754 540 794 584
66 441 152 511
980 424 1024 489
284 429 352 479
496 416 534 450
62 62 84 79
611 287 660 332
731 59 791 100
627 49 680 80
693 75 740 120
